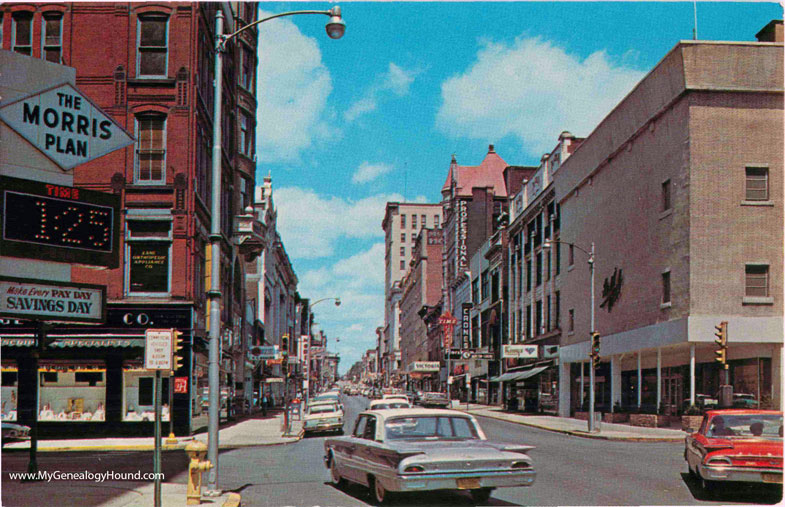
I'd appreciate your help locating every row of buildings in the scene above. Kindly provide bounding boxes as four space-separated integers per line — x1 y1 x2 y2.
0 2 336 437
366 21 783 417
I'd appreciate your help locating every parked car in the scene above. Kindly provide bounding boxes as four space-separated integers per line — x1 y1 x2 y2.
304 402 344 435
2 422 31 445
313 392 343 411
684 409 783 492
324 408 536 504
382 394 410 404
369 399 411 410
732 393 758 409
420 392 450 408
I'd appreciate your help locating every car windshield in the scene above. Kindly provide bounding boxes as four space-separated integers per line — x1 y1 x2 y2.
385 416 479 441
373 402 410 410
707 414 783 439
309 405 338 415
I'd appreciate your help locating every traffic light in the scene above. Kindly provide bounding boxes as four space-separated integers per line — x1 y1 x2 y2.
714 321 728 367
281 334 289 376
590 332 601 368
171 329 184 373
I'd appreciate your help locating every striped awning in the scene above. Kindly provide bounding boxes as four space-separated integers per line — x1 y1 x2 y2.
490 365 549 382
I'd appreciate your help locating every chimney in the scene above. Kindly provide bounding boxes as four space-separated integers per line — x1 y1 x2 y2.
756 20 783 42
488 144 495 153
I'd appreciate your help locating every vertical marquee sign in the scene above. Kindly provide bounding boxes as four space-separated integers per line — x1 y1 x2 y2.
461 302 472 350
455 199 468 272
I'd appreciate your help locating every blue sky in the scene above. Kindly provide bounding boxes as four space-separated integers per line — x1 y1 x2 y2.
252 1 781 374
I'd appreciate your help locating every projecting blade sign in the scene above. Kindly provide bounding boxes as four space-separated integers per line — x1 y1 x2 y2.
0 82 134 170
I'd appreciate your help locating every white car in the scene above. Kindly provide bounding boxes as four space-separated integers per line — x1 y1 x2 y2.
382 394 410 404
369 399 411 410
304 402 344 435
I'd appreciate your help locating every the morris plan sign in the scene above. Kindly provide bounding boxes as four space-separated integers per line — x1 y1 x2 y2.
0 82 133 170
0 277 105 323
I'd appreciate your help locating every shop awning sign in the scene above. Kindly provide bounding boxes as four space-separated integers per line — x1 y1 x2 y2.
0 82 134 171
502 344 538 359
0 277 106 323
410 361 440 373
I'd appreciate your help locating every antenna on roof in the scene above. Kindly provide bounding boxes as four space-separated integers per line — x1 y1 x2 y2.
692 0 698 40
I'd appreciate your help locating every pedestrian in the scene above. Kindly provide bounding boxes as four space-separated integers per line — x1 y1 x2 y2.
262 394 268 416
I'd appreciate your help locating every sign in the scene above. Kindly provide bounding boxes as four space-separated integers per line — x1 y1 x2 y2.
410 361 440 373
144 329 173 370
466 373 471 387
469 352 495 360
600 267 624 312
503 344 538 359
0 82 134 170
455 199 468 272
252 345 279 360
264 378 284 383
0 176 121 268
445 349 464 360
543 345 559 359
129 244 168 292
0 277 106 323
300 335 310 377
174 376 188 394
438 312 457 350
461 303 472 349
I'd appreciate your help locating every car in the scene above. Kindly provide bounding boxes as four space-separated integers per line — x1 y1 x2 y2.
2 422 31 445
684 409 783 492
369 399 411 410
313 392 343 411
304 402 344 435
382 394 410 404
420 392 450 408
732 393 759 409
324 408 536 504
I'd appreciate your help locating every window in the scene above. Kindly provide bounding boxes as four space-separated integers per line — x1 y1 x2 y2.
481 269 489 301
400 260 405 270
568 309 575 332
526 257 532 291
546 247 552 281
240 45 254 90
0 13 3 49
400 247 405 257
662 271 671 304
137 15 168 77
569 244 575 266
535 300 542 336
400 214 406 228
434 215 440 228
42 13 63 63
525 305 531 339
555 241 561 275
745 264 769 297
412 215 417 229
745 167 769 201
421 214 426 228
661 179 671 211
554 291 560 328
124 371 168 421
134 116 166 183
536 251 542 286
126 219 172 295
12 12 33 55
401 233 406 243
354 415 368 437
490 269 500 303
239 111 253 157
546 295 552 331
39 367 106 423
471 278 479 304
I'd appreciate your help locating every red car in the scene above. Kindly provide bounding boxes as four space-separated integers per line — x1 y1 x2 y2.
685 409 783 491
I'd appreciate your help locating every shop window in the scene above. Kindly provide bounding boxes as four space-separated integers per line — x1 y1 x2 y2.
134 115 167 184
38 366 106 422
41 13 63 63
745 166 768 201
123 369 169 421
12 12 33 55
137 14 168 77
126 218 172 295
1 365 18 421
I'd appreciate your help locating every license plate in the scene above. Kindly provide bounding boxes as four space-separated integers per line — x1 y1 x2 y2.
456 478 481 490
762 473 782 484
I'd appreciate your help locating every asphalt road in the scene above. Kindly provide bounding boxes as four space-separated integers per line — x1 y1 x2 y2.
1 395 781 507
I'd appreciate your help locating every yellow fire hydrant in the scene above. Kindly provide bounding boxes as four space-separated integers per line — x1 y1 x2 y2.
185 441 213 505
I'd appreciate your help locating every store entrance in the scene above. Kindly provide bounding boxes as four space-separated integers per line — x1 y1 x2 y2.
662 368 683 415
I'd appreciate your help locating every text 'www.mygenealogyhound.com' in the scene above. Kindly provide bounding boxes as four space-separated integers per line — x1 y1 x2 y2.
8 471 165 482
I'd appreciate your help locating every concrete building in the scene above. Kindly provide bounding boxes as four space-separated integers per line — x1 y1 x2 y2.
382 202 442 387
555 29 783 416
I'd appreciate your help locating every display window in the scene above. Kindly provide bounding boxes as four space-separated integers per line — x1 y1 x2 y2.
123 367 169 421
39 363 106 422
1 363 18 421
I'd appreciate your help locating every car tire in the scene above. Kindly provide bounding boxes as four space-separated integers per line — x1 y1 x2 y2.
470 488 493 505
329 454 346 489
700 476 715 494
369 476 390 505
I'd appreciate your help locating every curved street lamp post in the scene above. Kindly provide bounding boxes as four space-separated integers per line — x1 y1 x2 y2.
207 7 344 495
306 298 341 406
543 239 596 432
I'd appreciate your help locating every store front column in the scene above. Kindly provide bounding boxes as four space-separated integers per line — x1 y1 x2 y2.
558 360 570 417
611 355 621 409
689 344 696 406
773 345 782 409
656 348 662 411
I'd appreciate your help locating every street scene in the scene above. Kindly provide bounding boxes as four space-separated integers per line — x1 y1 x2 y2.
0 1 783 506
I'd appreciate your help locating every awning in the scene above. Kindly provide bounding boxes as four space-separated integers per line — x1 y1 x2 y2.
1 337 144 348
490 365 549 382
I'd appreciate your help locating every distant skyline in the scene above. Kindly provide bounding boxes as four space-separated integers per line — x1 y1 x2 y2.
252 1 782 373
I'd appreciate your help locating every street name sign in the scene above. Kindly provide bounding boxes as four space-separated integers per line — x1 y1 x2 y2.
144 329 173 370
0 276 105 323
0 82 134 170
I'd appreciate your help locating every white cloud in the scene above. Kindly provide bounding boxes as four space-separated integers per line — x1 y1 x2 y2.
255 13 338 163
344 62 417 122
273 187 406 259
352 161 394 184
436 37 645 156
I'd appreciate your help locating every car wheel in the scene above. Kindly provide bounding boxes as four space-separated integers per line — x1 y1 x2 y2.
329 454 346 488
369 476 390 505
470 488 493 505
700 476 715 494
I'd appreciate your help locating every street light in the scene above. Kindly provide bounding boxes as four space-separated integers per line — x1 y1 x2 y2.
542 239 597 432
307 298 341 405
206 6 344 495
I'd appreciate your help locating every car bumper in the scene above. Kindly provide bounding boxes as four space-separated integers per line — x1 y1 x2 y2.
700 464 783 484
304 422 343 433
381 469 536 492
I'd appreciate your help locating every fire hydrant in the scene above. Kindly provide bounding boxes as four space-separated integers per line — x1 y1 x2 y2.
185 441 213 505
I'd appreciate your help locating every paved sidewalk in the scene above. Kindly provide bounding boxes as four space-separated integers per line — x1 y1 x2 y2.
456 403 687 442
3 411 304 453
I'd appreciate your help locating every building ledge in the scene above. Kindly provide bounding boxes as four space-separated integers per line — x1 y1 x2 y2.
660 302 672 309
742 296 774 305
741 200 774 207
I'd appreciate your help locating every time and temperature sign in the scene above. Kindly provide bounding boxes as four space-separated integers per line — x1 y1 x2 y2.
0 175 120 268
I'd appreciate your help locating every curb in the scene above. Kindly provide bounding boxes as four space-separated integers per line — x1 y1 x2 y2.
223 492 242 507
6 435 303 453
467 409 686 442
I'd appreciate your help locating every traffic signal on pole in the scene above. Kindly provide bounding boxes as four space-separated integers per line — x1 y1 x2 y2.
714 321 728 367
590 332 601 368
281 334 289 376
171 329 184 373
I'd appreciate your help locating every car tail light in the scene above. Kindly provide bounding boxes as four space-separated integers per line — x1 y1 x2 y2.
706 456 732 466
511 461 531 469
404 465 425 473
